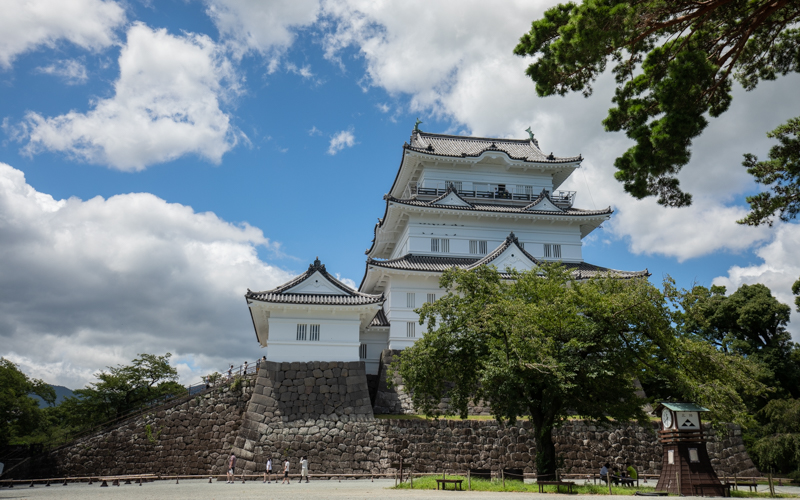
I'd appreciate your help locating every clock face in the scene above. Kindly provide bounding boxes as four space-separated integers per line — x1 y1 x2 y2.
662 408 673 429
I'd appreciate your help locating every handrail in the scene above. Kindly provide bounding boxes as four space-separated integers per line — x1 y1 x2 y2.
405 182 576 207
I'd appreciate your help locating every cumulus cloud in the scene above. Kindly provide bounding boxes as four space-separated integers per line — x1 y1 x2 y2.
15 23 242 171
0 162 294 388
316 0 800 265
204 0 320 69
0 0 125 69
713 223 800 341
327 128 355 155
35 59 88 84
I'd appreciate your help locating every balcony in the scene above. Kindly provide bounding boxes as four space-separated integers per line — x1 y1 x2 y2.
403 181 576 209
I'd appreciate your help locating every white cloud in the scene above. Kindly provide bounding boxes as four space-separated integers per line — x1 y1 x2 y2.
713 223 800 342
318 0 800 264
0 0 125 69
16 23 242 171
327 128 355 155
308 126 323 136
376 103 390 113
286 62 314 79
204 0 321 68
35 59 88 84
0 162 295 388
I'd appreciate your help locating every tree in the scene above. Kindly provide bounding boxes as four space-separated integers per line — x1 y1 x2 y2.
0 358 55 445
393 264 765 477
748 397 800 476
60 353 185 428
739 118 800 226
676 283 800 401
514 0 800 215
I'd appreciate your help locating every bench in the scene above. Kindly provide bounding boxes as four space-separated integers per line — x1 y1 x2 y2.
695 483 731 497
731 482 758 492
436 479 463 491
537 480 575 493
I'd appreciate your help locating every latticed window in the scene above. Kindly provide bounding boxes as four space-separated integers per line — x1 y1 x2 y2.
431 238 450 253
518 185 534 196
445 180 462 192
359 343 367 359
469 240 487 255
309 324 320 341
543 244 562 259
406 292 415 308
296 324 307 341
426 293 436 304
406 322 416 338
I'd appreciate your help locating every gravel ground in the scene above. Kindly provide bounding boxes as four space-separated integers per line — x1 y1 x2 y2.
1 479 798 500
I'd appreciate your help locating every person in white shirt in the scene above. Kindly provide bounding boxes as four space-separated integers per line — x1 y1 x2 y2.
281 459 290 484
299 456 309 483
263 458 272 483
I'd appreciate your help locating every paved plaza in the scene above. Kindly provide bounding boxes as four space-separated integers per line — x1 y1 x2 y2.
1 479 798 500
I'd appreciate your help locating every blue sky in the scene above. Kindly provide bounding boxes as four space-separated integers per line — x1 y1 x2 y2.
1 0 798 388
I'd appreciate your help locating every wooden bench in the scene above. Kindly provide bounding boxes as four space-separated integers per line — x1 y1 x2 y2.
732 482 758 492
694 483 731 497
537 480 575 493
436 479 463 490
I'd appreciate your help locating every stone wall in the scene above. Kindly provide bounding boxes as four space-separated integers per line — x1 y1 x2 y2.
230 360 380 475
50 379 254 477
34 359 759 480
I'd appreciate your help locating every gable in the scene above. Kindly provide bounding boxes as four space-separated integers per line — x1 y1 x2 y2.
283 270 350 295
430 192 472 207
489 243 537 272
526 197 563 212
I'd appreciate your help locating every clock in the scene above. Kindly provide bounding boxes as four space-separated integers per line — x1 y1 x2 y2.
661 408 673 429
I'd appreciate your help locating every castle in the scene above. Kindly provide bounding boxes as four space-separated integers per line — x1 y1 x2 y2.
245 127 647 374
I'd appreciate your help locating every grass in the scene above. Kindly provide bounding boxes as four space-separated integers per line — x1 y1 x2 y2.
393 474 653 494
392 475 800 496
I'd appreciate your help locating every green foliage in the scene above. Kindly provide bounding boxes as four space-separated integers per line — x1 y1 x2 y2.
230 375 243 392
59 353 185 430
749 398 800 475
515 1 800 212
0 357 55 445
740 118 800 226
673 283 800 402
393 264 766 477
144 423 163 444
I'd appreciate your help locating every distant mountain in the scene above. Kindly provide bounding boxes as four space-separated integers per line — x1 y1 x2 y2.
30 385 75 407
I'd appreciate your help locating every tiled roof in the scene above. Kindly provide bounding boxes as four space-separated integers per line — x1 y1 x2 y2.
386 196 612 216
367 254 648 279
370 308 390 327
247 258 384 306
406 131 581 163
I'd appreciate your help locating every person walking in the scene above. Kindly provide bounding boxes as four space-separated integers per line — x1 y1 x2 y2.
226 453 237 483
242 361 248 375
227 365 233 381
281 458 290 484
299 456 309 483
263 457 272 483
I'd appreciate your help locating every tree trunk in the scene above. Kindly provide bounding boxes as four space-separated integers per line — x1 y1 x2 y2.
533 419 557 479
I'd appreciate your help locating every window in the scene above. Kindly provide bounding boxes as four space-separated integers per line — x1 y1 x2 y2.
543 244 562 259
445 180 462 192
519 242 525 249
359 343 367 359
469 240 487 255
518 185 534 196
406 292 415 309
426 293 436 304
431 238 450 253
296 324 319 341
406 322 416 338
